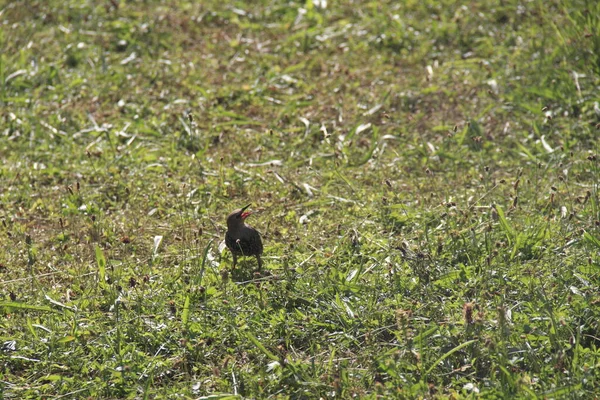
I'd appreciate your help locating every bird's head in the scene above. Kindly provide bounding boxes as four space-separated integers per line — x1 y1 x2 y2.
226 204 252 229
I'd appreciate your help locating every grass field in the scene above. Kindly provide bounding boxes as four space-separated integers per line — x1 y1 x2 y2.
1 0 600 398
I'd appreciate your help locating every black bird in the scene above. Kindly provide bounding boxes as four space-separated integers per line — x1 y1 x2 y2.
225 204 263 269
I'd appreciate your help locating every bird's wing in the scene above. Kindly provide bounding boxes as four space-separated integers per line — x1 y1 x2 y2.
225 231 237 251
243 227 263 255
251 230 263 254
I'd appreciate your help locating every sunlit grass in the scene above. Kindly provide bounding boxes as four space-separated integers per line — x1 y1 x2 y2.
1 0 599 398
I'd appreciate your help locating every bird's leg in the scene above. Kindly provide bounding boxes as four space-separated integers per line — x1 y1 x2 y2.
256 255 262 270
232 253 237 270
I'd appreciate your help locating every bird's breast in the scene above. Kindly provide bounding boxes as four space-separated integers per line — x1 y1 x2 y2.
225 227 263 256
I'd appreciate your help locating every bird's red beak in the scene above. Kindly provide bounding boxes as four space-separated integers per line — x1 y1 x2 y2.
241 204 252 219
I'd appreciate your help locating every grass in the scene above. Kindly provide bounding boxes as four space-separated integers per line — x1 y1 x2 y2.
1 0 599 398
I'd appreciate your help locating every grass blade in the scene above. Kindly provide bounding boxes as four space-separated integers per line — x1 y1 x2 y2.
245 332 279 362
0 302 54 313
425 339 477 375
181 295 190 326
95 245 107 288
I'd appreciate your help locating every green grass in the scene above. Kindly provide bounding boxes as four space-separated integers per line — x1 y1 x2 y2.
1 0 599 398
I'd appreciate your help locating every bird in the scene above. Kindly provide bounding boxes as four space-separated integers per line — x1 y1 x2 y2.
225 204 263 270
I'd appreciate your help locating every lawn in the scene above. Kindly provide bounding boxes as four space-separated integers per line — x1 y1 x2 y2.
1 0 599 398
